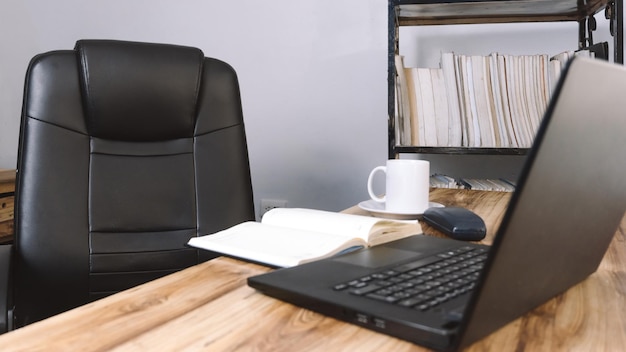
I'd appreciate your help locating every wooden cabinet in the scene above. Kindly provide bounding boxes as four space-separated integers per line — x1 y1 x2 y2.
0 169 16 243
388 0 623 158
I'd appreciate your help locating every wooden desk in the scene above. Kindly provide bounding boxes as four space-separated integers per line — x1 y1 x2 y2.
0 189 623 351
0 169 16 244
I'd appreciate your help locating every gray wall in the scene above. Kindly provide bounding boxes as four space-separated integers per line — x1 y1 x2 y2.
0 0 619 218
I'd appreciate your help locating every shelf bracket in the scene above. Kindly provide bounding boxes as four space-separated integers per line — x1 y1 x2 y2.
578 14 597 50
605 0 624 63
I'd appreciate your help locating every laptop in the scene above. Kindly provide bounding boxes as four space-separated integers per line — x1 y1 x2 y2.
247 56 626 351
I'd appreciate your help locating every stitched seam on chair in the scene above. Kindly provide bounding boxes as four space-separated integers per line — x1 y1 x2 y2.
192 136 199 240
88 268 185 276
26 115 89 136
195 122 243 137
191 52 203 131
90 228 196 234
90 137 194 157
77 45 97 136
89 151 193 157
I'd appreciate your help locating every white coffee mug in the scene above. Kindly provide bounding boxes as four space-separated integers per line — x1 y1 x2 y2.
367 159 429 214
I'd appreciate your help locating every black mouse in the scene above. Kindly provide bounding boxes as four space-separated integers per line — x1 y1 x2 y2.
422 207 486 241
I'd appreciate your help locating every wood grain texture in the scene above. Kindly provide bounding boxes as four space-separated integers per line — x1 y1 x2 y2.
0 189 623 351
0 169 15 242
0 169 16 194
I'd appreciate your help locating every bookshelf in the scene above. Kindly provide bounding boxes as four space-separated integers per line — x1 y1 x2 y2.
388 0 623 159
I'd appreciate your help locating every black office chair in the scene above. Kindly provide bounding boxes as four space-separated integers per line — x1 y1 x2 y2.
0 40 255 332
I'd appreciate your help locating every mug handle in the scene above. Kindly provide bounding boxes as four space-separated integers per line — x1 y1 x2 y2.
367 166 386 203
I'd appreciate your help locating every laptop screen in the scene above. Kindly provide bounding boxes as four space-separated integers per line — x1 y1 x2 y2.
457 56 626 349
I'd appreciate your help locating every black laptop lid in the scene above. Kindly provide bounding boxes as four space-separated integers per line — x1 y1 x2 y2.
456 56 626 349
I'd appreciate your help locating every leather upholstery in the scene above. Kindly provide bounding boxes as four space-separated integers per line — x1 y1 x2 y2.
0 245 11 332
11 40 255 327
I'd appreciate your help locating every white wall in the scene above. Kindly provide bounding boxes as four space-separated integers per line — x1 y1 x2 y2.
0 0 389 217
0 0 620 217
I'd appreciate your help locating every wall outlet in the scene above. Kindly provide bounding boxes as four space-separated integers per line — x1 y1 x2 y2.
260 199 287 218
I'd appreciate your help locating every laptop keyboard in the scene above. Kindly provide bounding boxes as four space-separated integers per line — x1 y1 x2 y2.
333 246 488 311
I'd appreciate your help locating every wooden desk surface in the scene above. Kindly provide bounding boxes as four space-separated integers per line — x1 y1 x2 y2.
0 188 624 351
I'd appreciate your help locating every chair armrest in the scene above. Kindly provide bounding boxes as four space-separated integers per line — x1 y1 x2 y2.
0 244 13 333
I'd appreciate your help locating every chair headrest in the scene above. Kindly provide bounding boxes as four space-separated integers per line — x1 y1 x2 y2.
75 40 204 141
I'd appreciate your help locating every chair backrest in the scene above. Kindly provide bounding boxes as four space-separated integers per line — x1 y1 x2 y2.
13 40 255 327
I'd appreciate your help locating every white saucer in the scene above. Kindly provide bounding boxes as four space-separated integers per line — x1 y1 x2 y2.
358 200 444 220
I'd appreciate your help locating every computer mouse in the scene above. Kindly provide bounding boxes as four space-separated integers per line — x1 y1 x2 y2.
422 207 486 241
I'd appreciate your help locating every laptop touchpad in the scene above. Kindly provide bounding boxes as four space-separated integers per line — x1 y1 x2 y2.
333 247 418 268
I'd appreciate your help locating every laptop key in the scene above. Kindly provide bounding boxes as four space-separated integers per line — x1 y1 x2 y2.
366 293 401 303
392 255 442 273
398 297 425 307
350 284 384 296
445 305 466 322
333 283 348 291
